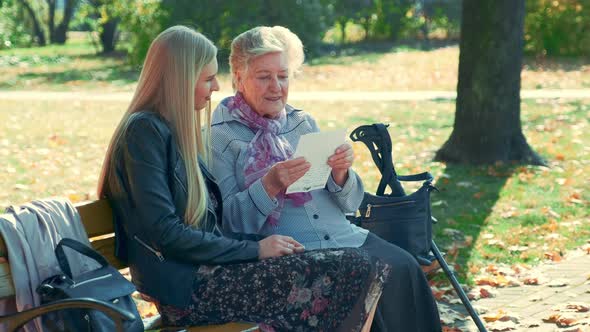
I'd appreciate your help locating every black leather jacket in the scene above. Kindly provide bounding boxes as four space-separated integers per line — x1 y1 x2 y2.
105 111 261 307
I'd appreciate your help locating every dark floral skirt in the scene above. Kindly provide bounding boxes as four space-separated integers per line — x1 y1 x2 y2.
156 248 390 332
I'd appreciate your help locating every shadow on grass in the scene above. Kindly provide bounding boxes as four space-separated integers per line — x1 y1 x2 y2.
6 65 139 87
309 39 459 66
431 163 515 283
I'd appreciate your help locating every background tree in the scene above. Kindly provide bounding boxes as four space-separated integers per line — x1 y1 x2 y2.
77 0 123 53
17 0 46 45
323 0 370 43
47 0 78 44
434 0 544 165
371 0 413 41
15 0 78 45
159 0 329 64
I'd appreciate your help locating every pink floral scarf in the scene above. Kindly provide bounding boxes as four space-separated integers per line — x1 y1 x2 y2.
225 93 311 227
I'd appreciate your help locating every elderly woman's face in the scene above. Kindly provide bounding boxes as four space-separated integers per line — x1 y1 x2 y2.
238 52 289 118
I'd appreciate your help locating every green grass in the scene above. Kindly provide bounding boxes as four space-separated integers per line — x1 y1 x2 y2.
0 33 138 91
2 98 588 285
2 33 590 92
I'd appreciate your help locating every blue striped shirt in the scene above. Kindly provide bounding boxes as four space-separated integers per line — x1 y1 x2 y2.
210 99 368 250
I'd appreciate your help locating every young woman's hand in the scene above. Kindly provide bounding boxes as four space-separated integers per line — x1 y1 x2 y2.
258 235 305 259
328 143 354 186
261 157 311 198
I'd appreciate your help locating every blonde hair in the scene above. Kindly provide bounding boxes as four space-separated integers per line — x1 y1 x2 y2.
229 26 304 90
97 25 216 228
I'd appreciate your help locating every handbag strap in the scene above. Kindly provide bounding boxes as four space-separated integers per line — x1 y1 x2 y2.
349 123 405 196
398 172 434 182
55 238 109 279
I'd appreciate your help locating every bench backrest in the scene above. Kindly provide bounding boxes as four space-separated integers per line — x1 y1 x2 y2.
0 199 125 300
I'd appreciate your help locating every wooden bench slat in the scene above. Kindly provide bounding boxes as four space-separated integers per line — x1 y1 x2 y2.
77 200 114 238
186 323 258 331
89 235 127 270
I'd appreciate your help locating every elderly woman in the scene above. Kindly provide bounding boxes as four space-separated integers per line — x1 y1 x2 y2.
211 26 442 332
99 25 388 331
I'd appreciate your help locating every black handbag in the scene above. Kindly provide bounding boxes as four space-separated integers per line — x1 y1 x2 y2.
36 238 143 332
350 123 437 265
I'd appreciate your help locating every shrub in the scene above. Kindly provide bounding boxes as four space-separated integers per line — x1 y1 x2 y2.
525 0 590 56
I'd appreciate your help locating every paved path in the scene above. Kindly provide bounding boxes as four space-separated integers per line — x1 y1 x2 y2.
1 89 590 102
445 249 590 332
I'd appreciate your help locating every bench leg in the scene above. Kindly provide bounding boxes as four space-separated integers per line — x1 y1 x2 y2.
361 293 380 332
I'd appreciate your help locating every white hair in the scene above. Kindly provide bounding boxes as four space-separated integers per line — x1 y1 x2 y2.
229 26 305 90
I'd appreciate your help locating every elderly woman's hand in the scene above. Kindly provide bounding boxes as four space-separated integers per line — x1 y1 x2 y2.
328 143 354 186
258 235 305 259
261 157 311 198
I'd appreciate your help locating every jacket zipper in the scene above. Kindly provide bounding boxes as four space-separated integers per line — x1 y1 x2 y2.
72 273 112 288
364 200 416 218
134 235 165 262
84 314 91 330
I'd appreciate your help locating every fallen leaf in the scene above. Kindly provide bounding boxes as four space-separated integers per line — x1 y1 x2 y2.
563 303 590 312
543 313 579 327
483 310 508 322
544 251 562 262
487 239 506 248
468 286 497 300
14 184 29 190
507 245 528 252
556 177 567 185
541 206 561 218
488 321 518 331
438 304 466 325
483 311 521 332
522 272 549 285
442 327 463 332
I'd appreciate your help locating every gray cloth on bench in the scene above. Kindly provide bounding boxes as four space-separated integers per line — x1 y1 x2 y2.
0 198 99 332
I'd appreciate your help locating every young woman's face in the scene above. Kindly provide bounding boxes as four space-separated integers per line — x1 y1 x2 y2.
237 52 289 118
194 58 220 111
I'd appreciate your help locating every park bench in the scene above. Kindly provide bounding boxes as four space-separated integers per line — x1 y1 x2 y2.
0 199 258 332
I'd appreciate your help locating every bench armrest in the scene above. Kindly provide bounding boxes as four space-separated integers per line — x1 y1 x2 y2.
0 297 136 332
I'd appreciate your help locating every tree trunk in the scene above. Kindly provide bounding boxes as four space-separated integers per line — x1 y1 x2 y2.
53 0 77 44
46 0 56 43
99 19 119 53
19 0 46 46
434 0 544 165
338 18 347 44
362 19 370 41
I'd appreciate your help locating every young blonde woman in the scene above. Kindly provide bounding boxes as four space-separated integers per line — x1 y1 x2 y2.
97 25 389 331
